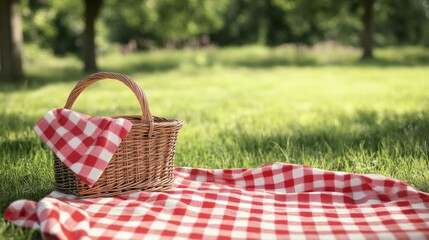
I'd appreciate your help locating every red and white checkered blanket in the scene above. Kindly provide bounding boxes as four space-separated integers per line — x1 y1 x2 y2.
4 163 429 239
34 109 132 187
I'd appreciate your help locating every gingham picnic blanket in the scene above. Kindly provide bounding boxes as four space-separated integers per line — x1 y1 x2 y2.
34 108 132 187
4 163 429 240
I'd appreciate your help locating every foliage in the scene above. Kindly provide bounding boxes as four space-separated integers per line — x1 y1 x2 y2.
21 0 83 55
17 0 429 55
153 0 228 42
102 0 156 44
102 0 229 47
375 0 429 45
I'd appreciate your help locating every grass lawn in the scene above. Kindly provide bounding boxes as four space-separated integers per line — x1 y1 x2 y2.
1 44 429 238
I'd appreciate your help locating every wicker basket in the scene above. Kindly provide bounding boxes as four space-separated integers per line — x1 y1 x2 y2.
53 72 183 198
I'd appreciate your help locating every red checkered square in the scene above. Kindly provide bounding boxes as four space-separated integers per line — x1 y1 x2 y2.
34 108 132 187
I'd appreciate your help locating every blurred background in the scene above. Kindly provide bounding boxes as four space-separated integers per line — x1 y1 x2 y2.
1 0 429 82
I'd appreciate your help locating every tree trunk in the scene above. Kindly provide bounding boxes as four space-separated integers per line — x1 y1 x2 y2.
0 0 24 83
83 0 103 73
361 0 375 60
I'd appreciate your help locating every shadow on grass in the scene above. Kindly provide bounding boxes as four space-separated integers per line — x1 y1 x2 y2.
222 110 429 159
0 173 54 212
0 66 85 92
101 57 180 75
354 54 429 67
0 58 180 92
225 55 318 68
0 137 54 213
0 113 38 132
216 110 429 192
227 51 429 69
2 46 429 92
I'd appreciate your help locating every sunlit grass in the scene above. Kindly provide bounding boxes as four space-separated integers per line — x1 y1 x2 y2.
1 45 429 238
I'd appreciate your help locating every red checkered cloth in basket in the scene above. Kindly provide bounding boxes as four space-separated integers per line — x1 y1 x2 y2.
4 163 429 240
33 108 132 187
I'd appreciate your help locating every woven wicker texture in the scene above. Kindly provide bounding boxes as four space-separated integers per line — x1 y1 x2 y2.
53 72 183 198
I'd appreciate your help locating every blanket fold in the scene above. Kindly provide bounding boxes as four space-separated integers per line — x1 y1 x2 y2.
4 163 429 240
34 108 132 187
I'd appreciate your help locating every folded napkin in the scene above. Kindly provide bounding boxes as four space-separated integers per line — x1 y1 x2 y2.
34 108 132 187
4 163 429 239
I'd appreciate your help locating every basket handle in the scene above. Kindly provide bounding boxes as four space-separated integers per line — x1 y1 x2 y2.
64 72 153 123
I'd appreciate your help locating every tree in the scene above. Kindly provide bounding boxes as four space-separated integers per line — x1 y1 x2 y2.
154 0 228 45
361 0 375 59
21 1 83 56
0 0 24 83
83 0 103 73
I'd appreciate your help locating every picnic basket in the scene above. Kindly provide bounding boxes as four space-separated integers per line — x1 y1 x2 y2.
53 72 183 198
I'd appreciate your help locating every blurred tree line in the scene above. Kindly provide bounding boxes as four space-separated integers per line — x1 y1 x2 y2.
1 0 428 82
23 0 429 50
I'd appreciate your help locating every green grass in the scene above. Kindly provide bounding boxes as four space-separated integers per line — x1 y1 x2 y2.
1 44 429 238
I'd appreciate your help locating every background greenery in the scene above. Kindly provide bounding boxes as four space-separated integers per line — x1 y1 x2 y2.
1 45 429 238
21 0 429 55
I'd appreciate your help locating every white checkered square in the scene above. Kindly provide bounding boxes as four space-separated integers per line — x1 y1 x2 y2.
83 121 98 136
68 137 82 149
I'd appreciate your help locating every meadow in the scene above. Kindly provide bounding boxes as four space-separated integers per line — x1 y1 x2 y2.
1 44 429 238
